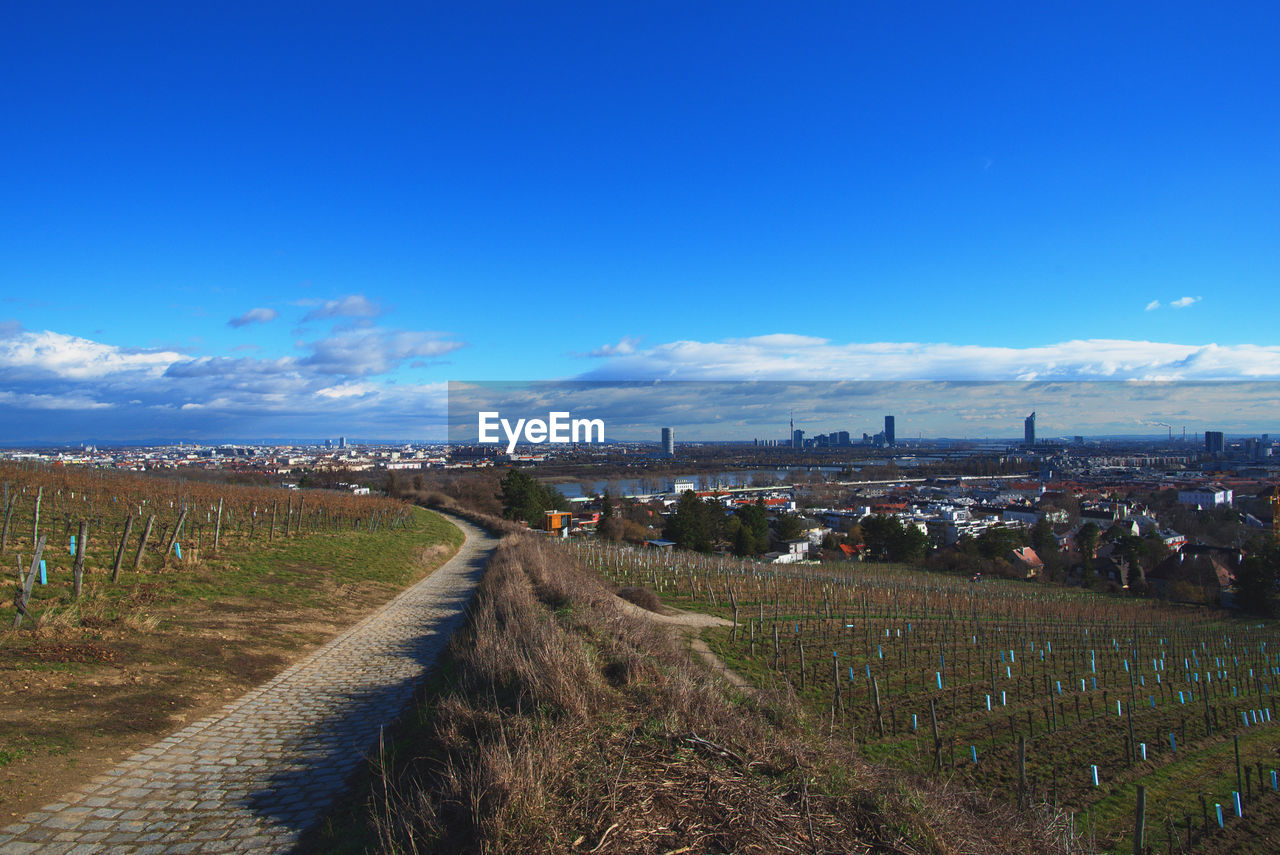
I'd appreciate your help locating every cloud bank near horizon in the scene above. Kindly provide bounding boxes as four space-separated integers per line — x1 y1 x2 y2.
576 336 1280 382
4 326 1280 442
448 377 1280 442
0 325 454 441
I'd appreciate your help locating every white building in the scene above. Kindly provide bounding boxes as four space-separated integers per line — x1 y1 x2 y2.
771 539 811 563
1177 487 1232 507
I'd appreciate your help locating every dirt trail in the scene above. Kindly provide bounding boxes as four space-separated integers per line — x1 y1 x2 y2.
614 597 752 690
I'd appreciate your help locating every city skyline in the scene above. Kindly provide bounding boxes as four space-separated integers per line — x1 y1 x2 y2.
444 381 1280 446
3 3 1278 441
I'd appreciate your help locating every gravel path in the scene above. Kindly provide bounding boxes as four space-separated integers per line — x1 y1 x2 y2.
0 515 496 855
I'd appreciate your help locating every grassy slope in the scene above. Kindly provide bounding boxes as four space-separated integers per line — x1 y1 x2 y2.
311 527 1066 854
0 506 461 819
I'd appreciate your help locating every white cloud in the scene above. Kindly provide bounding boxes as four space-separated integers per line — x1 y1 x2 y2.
1145 300 1160 311
228 307 278 327
587 336 642 358
316 382 378 399
1171 296 1202 309
0 325 458 440
301 294 383 322
0 329 182 380
0 390 115 410
576 336 1280 381
300 330 464 375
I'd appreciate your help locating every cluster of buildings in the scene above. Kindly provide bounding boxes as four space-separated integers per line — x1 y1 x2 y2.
753 415 898 450
536 448 1276 607
0 442 451 477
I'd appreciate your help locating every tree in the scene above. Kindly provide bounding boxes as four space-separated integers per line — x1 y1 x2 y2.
598 490 623 541
1076 522 1101 586
732 502 770 556
1030 517 1056 554
1113 534 1150 570
861 514 929 563
774 513 805 542
889 524 930 563
1075 522 1100 558
1236 537 1280 615
663 491 722 552
976 526 1027 561
500 469 567 526
861 515 899 559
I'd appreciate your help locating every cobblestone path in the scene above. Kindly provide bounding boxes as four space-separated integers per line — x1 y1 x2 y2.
0 515 496 854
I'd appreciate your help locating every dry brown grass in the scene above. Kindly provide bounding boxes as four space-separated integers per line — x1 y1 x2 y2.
615 585 664 614
368 524 1080 855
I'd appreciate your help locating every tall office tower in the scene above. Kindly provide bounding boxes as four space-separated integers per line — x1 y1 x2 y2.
885 415 895 446
1024 412 1035 448
792 429 804 449
339 436 348 449
1205 431 1225 454
661 427 675 457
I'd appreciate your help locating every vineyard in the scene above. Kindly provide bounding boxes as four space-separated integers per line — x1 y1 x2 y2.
576 541 1280 854
2 461 461 818
1 461 414 628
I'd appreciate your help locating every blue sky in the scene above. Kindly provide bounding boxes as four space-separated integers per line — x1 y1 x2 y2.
2 2 1278 441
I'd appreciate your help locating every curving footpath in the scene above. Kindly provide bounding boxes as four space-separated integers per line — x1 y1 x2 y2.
0 515 496 855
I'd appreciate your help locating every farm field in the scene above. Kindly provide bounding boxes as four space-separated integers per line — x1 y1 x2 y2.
0 462 462 820
577 541 1280 854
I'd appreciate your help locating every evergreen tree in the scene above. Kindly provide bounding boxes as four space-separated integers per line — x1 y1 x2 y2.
774 512 805 542
1030 516 1056 554
1237 537 1280 615
500 468 568 526
734 502 770 555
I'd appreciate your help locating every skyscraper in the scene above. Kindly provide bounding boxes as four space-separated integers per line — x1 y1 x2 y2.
661 427 675 457
1024 413 1035 448
884 415 895 446
1205 430 1224 454
339 436 347 449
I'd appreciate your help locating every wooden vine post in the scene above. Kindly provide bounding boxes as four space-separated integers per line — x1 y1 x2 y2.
72 520 88 599
111 514 134 583
13 534 47 629
0 482 13 555
213 497 223 554
134 514 155 570
32 486 42 549
163 508 188 560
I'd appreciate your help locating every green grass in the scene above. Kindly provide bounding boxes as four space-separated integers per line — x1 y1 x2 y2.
1 506 463 625
1081 727 1280 852
165 505 463 605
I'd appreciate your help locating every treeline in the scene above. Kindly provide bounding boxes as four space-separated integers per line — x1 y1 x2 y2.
661 492 777 555
498 469 570 526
